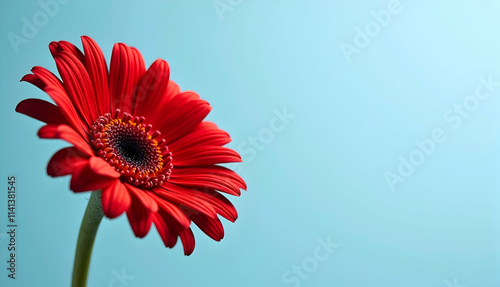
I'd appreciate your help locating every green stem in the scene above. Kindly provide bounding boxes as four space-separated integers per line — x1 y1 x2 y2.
71 190 104 287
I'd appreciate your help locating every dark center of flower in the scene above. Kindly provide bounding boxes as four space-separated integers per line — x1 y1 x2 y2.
90 109 172 189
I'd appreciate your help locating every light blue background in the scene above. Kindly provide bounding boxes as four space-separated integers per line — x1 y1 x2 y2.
1 1 499 286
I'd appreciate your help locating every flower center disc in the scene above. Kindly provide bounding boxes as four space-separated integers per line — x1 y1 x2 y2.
90 109 172 188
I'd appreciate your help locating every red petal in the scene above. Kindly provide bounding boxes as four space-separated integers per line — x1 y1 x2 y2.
126 184 158 213
200 189 239 222
81 36 110 116
144 78 180 124
168 122 231 153
126 196 153 238
54 51 99 125
123 185 158 237
154 185 217 218
26 66 64 90
47 147 89 177
69 157 120 192
160 182 238 221
21 73 43 88
109 43 146 113
133 59 170 116
153 210 196 255
38 124 94 156
171 165 246 191
22 68 87 137
190 213 224 242
101 180 131 219
168 178 241 196
173 146 242 167
153 212 179 248
178 225 195 256
150 193 190 228
49 40 85 64
16 98 68 125
155 91 212 144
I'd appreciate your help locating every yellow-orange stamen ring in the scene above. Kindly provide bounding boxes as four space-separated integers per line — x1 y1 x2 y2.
90 109 172 188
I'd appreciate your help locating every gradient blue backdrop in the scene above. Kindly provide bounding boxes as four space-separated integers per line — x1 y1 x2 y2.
1 1 499 286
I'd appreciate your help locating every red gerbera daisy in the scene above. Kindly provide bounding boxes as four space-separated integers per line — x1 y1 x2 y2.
16 36 246 256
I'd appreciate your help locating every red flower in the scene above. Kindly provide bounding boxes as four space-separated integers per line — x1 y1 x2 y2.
16 36 246 255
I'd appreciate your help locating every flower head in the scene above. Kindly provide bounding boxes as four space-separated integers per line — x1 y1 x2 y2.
16 36 246 255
